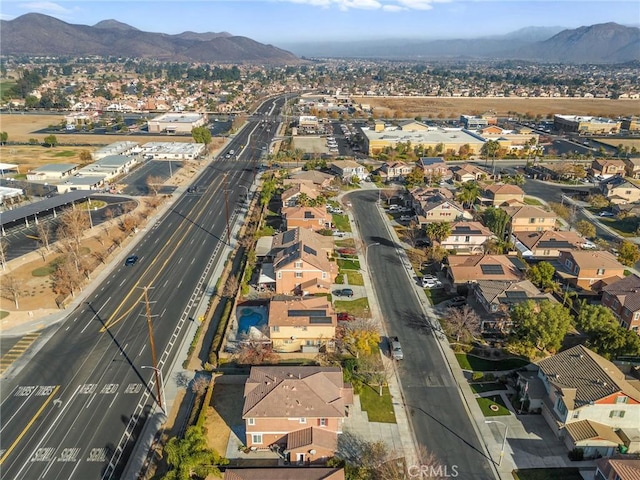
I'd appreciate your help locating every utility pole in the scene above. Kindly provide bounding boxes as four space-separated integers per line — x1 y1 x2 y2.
142 286 163 412
223 173 231 245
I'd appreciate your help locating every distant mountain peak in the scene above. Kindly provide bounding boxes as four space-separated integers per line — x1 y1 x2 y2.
93 19 139 31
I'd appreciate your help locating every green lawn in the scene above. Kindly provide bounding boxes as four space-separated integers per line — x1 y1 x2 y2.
333 297 371 318
0 311 9 320
455 353 530 372
523 197 543 206
53 150 77 157
599 217 639 237
344 270 364 286
424 288 457 305
477 395 511 417
470 382 508 394
512 468 583 480
334 238 356 248
359 386 397 423
337 258 360 270
332 214 352 232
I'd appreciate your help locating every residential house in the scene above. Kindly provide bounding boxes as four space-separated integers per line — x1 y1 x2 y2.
591 159 627 179
407 187 472 225
556 250 626 291
416 157 452 181
601 274 640 333
504 205 558 233
268 296 337 353
223 467 345 480
451 163 487 183
380 161 413 183
242 366 353 463
482 184 525 206
599 176 640 204
286 170 335 189
595 457 640 480
280 183 320 209
612 203 640 218
512 230 585 259
330 160 367 182
446 254 526 285
525 345 640 458
473 279 556 332
624 158 640 179
282 206 332 232
271 228 337 295
439 221 493 254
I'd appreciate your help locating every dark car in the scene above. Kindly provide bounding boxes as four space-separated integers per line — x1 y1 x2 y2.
449 296 466 307
125 255 139 266
334 288 354 298
337 312 356 322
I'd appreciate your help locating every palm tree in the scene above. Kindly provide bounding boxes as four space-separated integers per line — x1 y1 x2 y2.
456 181 480 209
425 221 452 244
481 140 501 176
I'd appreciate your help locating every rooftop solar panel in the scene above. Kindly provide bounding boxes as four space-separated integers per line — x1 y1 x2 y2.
309 317 333 324
481 264 505 275
288 309 327 317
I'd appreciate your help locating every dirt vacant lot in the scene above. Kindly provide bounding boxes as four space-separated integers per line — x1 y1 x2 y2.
352 96 640 119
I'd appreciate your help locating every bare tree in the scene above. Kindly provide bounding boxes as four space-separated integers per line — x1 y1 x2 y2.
58 207 89 245
443 305 481 343
190 375 210 395
93 250 108 265
52 259 83 298
0 237 8 271
359 354 394 396
2 274 23 308
221 274 239 298
145 175 163 196
379 188 397 205
102 207 114 224
234 342 279 365
36 222 52 252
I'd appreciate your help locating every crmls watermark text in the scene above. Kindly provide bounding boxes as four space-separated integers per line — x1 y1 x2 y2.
407 464 459 478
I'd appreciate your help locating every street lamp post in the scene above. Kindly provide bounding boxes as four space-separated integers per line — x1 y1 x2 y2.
142 365 166 414
365 242 381 273
485 420 508 466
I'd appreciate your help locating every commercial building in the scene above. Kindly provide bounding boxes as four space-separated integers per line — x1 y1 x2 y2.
554 115 621 135
362 127 484 157
147 112 207 134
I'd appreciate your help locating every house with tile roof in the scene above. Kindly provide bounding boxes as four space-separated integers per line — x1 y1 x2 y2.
224 467 345 480
529 345 640 458
595 457 640 480
439 221 494 254
416 157 452 181
591 159 627 179
450 163 487 183
472 279 556 332
285 170 335 189
504 205 558 233
623 157 640 179
512 230 585 259
268 228 337 295
280 183 320 209
379 161 413 182
329 160 367 181
555 250 626 291
268 296 337 353
446 254 526 285
242 366 353 463
407 187 472 225
482 184 525 206
599 175 640 204
601 274 640 333
282 206 332 232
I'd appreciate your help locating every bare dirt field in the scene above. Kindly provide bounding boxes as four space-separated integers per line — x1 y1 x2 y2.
352 96 640 119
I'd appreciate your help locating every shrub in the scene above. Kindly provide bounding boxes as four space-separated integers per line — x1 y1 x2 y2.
471 372 484 382
568 448 584 461
484 373 495 381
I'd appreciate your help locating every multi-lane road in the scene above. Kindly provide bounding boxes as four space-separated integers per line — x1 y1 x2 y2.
0 96 286 479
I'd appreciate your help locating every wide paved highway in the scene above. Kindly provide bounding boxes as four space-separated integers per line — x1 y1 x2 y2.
0 96 285 480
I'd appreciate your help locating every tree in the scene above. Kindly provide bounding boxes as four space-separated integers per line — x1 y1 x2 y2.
588 194 610 209
456 181 480 209
58 207 89 246
191 126 212 145
511 300 573 354
548 202 571 222
481 139 501 173
0 131 8 144
425 221 452 244
2 274 23 308
482 207 510 240
163 425 227 480
358 354 393 396
405 167 425 187
0 237 7 271
575 220 596 239
526 261 557 292
79 150 92 163
145 175 163 196
234 341 279 365
617 240 640 267
576 304 640 359
43 134 58 147
443 305 481 343
338 319 381 358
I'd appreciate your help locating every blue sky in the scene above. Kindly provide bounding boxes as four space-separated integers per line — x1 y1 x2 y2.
1 1 638 44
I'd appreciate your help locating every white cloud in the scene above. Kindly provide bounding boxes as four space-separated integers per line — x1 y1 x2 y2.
282 0 447 11
382 4 406 11
18 1 72 14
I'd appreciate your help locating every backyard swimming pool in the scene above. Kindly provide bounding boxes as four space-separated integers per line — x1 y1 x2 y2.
237 306 267 335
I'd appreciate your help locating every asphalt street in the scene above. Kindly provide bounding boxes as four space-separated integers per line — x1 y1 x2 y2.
351 190 495 480
0 96 287 479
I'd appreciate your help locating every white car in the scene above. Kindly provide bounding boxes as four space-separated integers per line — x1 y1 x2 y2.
581 242 597 250
422 278 442 289
400 215 412 221
599 211 614 217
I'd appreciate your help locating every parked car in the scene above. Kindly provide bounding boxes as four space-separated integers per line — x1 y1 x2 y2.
599 211 614 217
337 312 356 322
332 231 346 238
399 215 413 222
334 288 354 298
423 279 443 289
449 296 466 307
337 247 357 256
125 255 139 266
390 336 404 360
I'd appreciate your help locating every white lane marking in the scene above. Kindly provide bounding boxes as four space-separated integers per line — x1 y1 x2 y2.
86 448 108 462
138 344 146 357
119 279 126 287
57 447 80 462
85 393 96 409
81 300 110 334
1 386 39 434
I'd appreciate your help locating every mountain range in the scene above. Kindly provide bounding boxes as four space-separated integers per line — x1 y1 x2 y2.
1 14 639 64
